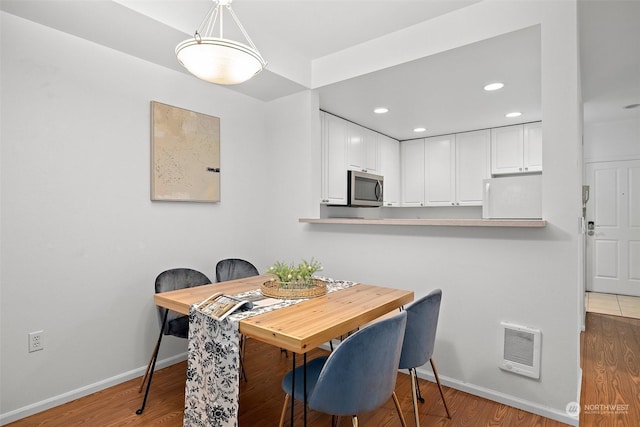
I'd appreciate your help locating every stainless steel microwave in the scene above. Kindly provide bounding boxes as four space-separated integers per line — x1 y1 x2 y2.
347 171 384 207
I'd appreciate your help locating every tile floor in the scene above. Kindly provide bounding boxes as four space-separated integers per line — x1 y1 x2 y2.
585 292 640 319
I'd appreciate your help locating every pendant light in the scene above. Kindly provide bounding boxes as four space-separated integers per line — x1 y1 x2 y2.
175 0 267 85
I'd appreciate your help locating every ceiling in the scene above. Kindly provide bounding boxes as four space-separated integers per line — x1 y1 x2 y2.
317 26 541 140
2 0 638 141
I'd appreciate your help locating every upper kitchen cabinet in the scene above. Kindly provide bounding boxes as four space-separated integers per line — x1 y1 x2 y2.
400 139 425 207
424 134 456 206
320 113 393 205
425 131 490 206
523 122 542 172
401 131 489 207
491 122 542 175
379 134 400 206
347 123 379 173
455 130 491 205
320 112 348 205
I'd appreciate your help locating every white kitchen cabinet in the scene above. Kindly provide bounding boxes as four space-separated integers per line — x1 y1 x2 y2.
523 122 542 172
424 135 455 206
347 123 378 173
322 112 510 208
402 131 489 207
320 113 386 205
491 122 542 175
320 112 348 205
379 134 400 206
400 139 425 206
455 130 491 205
425 131 490 206
491 125 523 174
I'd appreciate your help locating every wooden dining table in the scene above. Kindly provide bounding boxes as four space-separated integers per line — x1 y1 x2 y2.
154 273 414 426
154 273 414 354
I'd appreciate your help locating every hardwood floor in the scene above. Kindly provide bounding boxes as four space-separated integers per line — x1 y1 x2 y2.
9 312 639 426
580 312 640 427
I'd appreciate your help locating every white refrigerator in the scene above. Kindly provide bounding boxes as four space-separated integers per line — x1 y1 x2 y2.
482 175 542 219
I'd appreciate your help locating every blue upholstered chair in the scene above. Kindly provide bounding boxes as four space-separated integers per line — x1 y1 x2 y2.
398 289 451 426
278 310 408 427
137 268 211 414
215 258 259 282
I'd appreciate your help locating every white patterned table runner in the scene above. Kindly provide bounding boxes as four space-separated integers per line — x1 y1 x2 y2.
183 278 356 426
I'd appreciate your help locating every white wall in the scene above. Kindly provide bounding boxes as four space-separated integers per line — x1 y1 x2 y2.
267 2 582 425
2 1 583 425
0 12 272 422
584 118 640 162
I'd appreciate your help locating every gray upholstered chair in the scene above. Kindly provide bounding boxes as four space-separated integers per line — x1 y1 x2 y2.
215 258 259 380
278 310 408 427
136 268 211 415
398 289 451 426
215 258 259 282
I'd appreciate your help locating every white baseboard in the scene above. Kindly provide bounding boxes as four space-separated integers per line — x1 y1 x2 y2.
3 348 580 426
0 353 187 426
412 365 580 426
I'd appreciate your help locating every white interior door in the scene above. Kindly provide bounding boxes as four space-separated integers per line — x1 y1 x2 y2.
585 160 640 296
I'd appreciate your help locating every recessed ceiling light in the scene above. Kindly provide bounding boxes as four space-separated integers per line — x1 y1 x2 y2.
373 107 389 114
484 82 504 91
505 112 522 118
413 127 427 133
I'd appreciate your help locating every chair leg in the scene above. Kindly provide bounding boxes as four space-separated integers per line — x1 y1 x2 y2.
409 368 421 427
392 391 408 427
351 415 358 427
414 368 425 403
278 394 290 427
430 358 451 419
138 337 160 393
136 309 168 415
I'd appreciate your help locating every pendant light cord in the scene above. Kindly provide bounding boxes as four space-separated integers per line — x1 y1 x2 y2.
193 0 264 61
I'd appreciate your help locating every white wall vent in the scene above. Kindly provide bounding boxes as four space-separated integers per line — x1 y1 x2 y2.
500 322 541 379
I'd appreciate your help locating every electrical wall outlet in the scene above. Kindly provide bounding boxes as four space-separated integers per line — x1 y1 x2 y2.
28 331 44 352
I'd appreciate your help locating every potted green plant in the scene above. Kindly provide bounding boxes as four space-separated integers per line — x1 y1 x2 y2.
262 258 326 298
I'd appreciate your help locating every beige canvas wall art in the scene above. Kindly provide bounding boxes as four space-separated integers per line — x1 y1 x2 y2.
151 101 220 202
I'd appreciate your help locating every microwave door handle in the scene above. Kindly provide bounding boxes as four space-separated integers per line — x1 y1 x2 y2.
375 180 382 201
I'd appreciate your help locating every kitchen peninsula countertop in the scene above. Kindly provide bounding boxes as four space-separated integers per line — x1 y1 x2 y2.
299 218 546 227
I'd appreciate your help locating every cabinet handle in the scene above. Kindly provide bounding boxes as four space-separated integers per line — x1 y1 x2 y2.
451 202 455 206
524 167 529 171
519 167 523 171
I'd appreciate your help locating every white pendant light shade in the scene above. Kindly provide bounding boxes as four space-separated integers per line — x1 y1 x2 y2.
176 38 265 85
176 0 266 85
